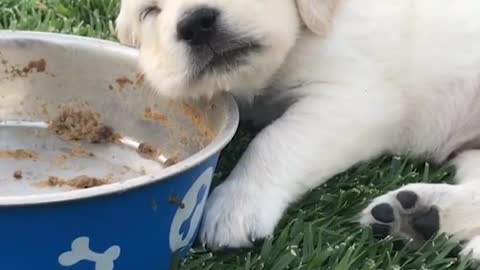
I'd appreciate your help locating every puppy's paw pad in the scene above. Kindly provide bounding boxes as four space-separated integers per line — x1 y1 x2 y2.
396 190 418 210
371 203 394 223
361 188 440 242
411 206 439 240
371 223 392 238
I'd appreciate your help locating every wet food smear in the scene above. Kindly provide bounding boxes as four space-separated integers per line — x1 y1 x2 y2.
144 107 169 124
22 59 47 73
49 108 120 143
69 146 95 158
116 76 133 89
36 176 110 189
0 149 39 160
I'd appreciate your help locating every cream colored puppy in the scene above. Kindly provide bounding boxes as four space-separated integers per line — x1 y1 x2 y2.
116 0 480 258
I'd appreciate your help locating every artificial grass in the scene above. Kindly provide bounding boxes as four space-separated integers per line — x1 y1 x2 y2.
0 1 475 269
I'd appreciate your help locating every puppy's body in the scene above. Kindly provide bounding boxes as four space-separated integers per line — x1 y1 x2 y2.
117 0 480 258
272 0 480 161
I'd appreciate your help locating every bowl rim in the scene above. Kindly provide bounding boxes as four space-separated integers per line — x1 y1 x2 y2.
0 30 240 206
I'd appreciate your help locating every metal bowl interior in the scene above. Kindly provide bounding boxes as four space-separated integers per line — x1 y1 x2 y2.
0 31 239 205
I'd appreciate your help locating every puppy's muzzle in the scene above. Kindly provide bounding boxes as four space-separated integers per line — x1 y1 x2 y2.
177 7 261 79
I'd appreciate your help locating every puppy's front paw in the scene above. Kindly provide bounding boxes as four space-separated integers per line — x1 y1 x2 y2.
199 180 285 250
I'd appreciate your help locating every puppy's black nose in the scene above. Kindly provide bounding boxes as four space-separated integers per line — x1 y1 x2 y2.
177 8 219 45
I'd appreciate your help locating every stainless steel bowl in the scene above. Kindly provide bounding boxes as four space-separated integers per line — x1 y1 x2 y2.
0 31 239 270
0 31 238 204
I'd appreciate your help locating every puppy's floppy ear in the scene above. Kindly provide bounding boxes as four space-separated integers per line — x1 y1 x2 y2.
296 0 339 36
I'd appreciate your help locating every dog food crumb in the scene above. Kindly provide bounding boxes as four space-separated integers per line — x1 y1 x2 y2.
144 107 169 124
36 176 110 189
13 170 22 180
168 195 185 209
0 149 39 160
116 76 133 89
137 143 179 166
137 142 161 160
49 108 120 143
22 59 46 73
69 147 95 158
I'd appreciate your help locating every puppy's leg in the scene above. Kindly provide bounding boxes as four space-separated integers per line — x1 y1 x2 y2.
361 150 480 258
199 86 402 249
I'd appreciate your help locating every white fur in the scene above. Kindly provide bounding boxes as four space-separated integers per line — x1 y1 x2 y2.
117 0 480 256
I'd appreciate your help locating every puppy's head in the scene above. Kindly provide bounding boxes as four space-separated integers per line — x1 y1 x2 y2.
116 0 337 98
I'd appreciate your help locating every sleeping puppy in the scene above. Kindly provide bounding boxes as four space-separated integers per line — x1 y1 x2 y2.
116 0 480 258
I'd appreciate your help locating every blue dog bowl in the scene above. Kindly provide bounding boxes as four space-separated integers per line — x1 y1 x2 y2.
0 31 239 270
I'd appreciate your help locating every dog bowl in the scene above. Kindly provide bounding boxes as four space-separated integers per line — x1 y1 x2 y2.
0 31 239 270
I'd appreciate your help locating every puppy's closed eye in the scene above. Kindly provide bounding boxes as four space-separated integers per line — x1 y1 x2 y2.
140 6 161 22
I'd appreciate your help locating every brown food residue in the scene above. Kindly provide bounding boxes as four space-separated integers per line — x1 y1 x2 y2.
22 59 47 73
144 107 169 124
1 58 48 81
167 153 181 165
49 108 120 143
13 170 23 180
36 176 110 189
137 142 161 160
69 147 95 158
116 76 133 89
0 149 39 160
168 195 185 209
182 102 215 140
50 148 94 169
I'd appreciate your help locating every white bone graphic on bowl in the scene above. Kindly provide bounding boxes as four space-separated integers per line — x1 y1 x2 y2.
169 167 213 252
58 237 121 270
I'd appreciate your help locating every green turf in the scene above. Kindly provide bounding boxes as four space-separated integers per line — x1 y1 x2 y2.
1 1 475 269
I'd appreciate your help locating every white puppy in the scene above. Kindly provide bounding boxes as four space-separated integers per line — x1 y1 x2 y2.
116 0 480 258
